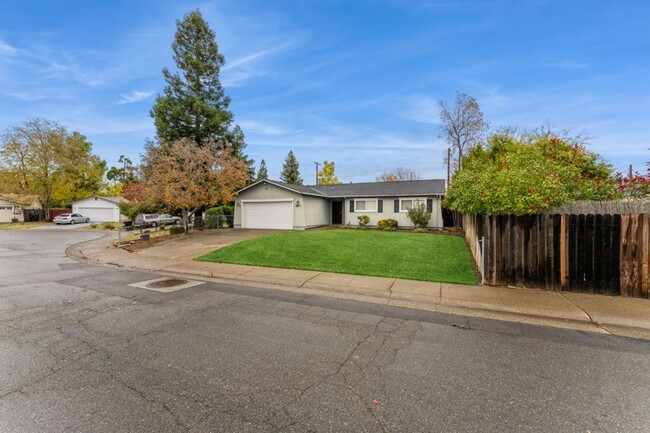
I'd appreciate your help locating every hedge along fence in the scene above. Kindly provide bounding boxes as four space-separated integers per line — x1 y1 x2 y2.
462 213 650 298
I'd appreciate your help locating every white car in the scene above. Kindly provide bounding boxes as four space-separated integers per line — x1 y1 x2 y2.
53 213 90 225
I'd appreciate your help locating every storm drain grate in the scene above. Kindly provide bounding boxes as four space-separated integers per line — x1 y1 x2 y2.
128 277 205 293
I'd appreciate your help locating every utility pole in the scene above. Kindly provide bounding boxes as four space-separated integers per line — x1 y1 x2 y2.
446 147 451 190
314 162 320 185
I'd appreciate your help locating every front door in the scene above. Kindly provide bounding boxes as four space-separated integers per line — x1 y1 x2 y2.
332 201 343 225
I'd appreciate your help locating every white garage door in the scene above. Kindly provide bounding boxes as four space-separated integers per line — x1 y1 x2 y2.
0 206 14 223
76 207 115 222
242 201 293 229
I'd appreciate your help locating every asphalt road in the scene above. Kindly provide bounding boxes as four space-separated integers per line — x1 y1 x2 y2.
1 230 649 432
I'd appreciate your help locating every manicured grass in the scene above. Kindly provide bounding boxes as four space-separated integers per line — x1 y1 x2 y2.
197 229 477 285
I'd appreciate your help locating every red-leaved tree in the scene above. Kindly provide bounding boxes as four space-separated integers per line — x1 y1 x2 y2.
141 138 249 232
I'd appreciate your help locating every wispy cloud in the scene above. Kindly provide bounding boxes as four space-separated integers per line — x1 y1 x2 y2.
118 90 154 105
543 59 589 70
238 120 300 136
402 96 440 124
223 48 280 71
0 38 18 56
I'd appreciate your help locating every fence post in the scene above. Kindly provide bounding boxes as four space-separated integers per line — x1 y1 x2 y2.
479 236 485 286
642 214 649 298
560 214 569 290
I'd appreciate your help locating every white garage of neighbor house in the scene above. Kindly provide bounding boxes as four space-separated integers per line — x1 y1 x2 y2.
71 196 124 222
233 179 446 230
0 194 41 223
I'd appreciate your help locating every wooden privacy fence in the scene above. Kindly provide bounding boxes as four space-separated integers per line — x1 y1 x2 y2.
462 213 650 298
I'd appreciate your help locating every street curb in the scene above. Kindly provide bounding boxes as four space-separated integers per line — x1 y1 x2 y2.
66 235 650 341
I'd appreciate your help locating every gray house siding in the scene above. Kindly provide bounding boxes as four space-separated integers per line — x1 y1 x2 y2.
345 196 443 228
234 183 303 229
233 179 446 230
302 194 330 228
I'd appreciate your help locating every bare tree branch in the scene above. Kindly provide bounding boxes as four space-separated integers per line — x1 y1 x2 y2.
438 92 489 172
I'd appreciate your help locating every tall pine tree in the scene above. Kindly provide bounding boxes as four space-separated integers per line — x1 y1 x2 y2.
225 125 254 180
280 151 303 185
256 159 268 181
150 10 232 146
150 9 253 187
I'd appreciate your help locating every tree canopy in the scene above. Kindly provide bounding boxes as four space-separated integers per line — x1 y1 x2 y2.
317 160 340 185
616 158 650 199
280 151 303 185
139 138 249 232
150 9 232 145
0 118 105 219
376 167 421 182
150 9 254 177
256 159 268 181
444 131 618 215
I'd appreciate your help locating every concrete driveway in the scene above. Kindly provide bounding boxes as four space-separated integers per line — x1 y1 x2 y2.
134 228 277 259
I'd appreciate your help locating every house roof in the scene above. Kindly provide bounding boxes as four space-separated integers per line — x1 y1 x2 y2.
0 193 40 206
312 179 446 197
238 179 327 197
238 179 446 198
71 196 125 205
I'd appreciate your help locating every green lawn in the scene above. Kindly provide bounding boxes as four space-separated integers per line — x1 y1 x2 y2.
197 229 477 285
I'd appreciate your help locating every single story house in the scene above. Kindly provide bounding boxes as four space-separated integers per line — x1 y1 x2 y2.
71 196 124 222
0 194 41 223
233 179 446 230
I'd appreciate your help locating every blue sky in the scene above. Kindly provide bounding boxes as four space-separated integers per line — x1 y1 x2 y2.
1 0 648 184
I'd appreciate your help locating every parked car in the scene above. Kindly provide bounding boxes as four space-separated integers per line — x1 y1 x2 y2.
158 214 181 226
53 213 90 225
134 213 160 228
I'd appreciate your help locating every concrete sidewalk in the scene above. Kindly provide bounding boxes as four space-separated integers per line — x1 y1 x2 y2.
68 230 650 340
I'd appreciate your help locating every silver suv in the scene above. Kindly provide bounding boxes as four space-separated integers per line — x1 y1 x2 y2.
134 213 160 228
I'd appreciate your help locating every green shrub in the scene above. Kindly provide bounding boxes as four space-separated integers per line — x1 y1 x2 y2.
204 206 234 228
357 215 370 227
101 222 115 230
90 223 98 229
205 205 234 216
203 214 219 229
204 214 231 229
170 225 185 235
406 203 431 228
377 219 398 230
413 228 428 233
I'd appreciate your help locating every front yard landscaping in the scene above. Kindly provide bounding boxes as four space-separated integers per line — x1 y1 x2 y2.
197 229 477 285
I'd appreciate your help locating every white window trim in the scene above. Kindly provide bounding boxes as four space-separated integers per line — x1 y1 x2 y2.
354 199 378 213
399 198 422 213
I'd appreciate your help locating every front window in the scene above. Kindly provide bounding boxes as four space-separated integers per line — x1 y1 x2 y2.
355 199 377 212
400 199 418 212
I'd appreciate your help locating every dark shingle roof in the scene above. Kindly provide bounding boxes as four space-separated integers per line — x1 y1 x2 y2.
311 179 446 197
240 179 446 198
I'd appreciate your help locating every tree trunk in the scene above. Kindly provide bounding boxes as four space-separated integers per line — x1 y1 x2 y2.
182 208 189 234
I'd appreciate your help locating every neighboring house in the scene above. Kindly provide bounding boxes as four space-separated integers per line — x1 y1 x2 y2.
0 194 42 223
71 196 125 222
233 179 446 230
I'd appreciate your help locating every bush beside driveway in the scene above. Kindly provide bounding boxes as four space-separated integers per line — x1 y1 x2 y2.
197 229 477 285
